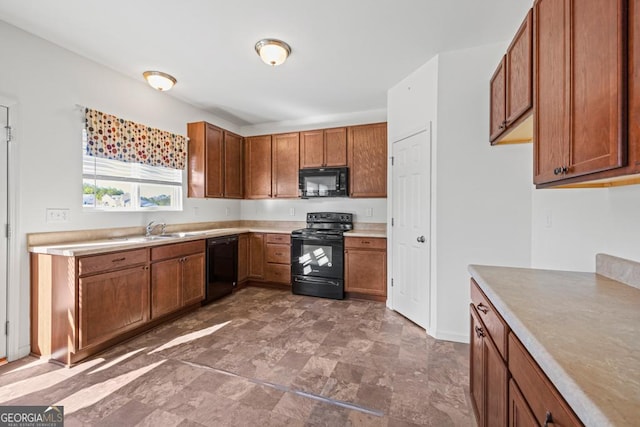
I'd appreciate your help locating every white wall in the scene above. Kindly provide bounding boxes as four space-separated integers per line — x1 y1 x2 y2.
241 198 387 223
432 43 533 342
0 21 243 358
531 185 640 271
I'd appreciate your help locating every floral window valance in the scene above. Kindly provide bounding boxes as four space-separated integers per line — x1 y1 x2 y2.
85 108 187 170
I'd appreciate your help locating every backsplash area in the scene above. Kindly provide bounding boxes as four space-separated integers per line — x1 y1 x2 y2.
240 198 387 223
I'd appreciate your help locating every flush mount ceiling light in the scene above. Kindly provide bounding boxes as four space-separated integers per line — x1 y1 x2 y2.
142 71 177 91
255 38 291 66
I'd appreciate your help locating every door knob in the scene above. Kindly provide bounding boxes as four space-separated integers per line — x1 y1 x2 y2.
416 236 426 243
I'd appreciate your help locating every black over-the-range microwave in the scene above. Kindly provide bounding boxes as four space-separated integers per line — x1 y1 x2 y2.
299 167 349 198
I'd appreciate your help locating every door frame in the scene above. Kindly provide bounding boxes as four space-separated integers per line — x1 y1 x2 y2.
387 122 433 334
0 96 21 361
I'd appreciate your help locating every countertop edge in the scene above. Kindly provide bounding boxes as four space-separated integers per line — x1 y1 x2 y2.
30 227 387 256
468 264 610 427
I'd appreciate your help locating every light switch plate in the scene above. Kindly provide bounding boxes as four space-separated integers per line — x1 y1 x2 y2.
46 208 69 223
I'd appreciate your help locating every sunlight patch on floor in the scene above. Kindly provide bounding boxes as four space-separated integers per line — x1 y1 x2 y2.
2 358 50 375
88 348 147 375
148 321 231 355
56 360 166 415
0 358 104 403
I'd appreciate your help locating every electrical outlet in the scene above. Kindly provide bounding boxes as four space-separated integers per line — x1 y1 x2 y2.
545 210 553 228
225 207 230 216
365 208 373 217
46 208 70 223
289 207 295 216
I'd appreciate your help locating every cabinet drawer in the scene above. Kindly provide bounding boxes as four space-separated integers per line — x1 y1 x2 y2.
471 279 508 360
265 263 291 284
266 233 290 244
344 236 386 250
151 240 205 261
266 243 290 264
78 248 148 276
508 334 582 427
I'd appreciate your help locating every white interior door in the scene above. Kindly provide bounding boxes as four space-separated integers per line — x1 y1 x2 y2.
0 105 8 358
391 127 430 329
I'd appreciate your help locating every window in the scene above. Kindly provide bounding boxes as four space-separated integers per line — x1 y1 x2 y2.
82 130 183 211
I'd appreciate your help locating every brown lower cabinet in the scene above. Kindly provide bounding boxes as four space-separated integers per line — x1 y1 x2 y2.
470 279 582 427
247 232 291 285
237 233 249 284
78 263 150 351
470 304 508 427
344 237 387 298
150 240 205 319
31 241 206 365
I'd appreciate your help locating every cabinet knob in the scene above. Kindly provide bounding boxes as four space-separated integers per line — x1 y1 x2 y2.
416 236 426 243
543 411 554 427
474 325 485 338
553 167 562 175
562 166 569 174
476 303 489 314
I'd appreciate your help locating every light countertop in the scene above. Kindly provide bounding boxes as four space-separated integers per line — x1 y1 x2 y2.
30 226 386 257
469 264 640 426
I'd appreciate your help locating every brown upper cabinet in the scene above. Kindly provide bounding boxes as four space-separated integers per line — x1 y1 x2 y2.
245 133 299 199
223 131 243 198
187 122 243 198
244 135 273 199
348 123 387 198
490 10 533 145
300 127 347 168
272 132 300 198
533 0 628 187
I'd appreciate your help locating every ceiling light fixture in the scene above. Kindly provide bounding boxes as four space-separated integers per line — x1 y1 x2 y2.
142 71 177 91
255 39 291 66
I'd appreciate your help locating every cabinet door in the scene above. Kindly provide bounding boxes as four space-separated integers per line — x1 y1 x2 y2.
470 306 485 426
224 131 243 199
151 258 182 318
484 324 508 427
78 265 149 349
506 10 533 126
344 248 386 296
182 253 205 306
300 130 325 168
533 0 570 184
631 0 640 170
534 0 626 184
245 135 272 199
489 57 507 142
324 127 347 167
248 233 265 279
205 123 224 198
568 0 626 177
272 132 300 198
348 123 387 198
237 234 249 283
509 379 538 427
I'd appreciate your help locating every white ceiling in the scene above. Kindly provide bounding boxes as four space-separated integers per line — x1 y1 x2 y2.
0 0 531 127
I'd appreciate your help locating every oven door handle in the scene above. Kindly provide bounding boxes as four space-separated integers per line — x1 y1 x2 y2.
291 234 343 241
293 276 341 286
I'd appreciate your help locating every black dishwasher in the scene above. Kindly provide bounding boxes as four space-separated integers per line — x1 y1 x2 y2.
203 235 238 305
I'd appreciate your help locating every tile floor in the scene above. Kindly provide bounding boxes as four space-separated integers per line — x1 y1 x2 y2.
0 287 474 426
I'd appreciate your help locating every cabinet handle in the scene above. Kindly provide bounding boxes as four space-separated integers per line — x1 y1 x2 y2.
476 303 489 314
543 411 554 427
275 252 283 256
112 257 126 262
474 325 485 338
361 241 370 244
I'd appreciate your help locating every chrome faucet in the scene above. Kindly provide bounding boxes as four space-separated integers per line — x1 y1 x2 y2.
146 221 166 237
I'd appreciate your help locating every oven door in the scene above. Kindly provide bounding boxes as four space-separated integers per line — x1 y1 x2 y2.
291 234 344 279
